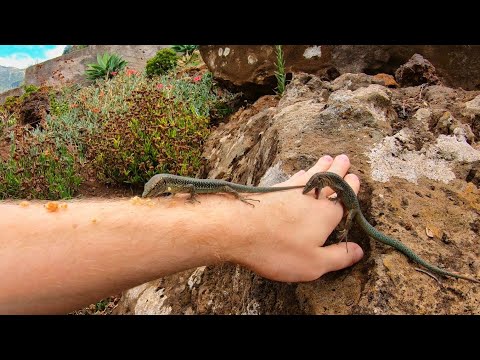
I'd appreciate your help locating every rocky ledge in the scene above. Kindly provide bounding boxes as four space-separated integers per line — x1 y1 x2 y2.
115 66 480 314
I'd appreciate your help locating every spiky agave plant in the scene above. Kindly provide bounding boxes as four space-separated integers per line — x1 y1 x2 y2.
85 53 128 81
171 45 198 56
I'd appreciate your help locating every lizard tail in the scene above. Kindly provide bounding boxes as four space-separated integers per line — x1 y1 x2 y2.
356 213 480 284
231 184 305 193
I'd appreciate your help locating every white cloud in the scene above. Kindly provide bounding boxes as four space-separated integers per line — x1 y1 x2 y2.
44 45 66 59
0 45 66 69
0 53 37 69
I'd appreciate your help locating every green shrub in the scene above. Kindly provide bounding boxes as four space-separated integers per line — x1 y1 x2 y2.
63 45 73 55
49 93 70 117
158 72 237 119
86 83 210 185
85 53 128 81
145 48 178 77
0 107 17 134
0 85 40 118
22 84 40 96
3 96 20 112
0 127 82 200
63 45 88 55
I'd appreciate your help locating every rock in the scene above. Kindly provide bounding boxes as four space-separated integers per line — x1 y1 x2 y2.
23 45 169 88
116 71 480 315
18 91 50 128
395 53 441 87
463 95 480 138
199 45 480 96
434 111 475 144
373 73 399 88
464 95 480 117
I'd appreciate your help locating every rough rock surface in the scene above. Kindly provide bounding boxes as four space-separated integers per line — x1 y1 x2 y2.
0 45 170 105
115 72 480 315
395 53 441 87
199 45 480 96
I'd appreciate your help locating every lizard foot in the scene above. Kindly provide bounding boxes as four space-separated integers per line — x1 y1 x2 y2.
239 197 260 207
186 196 201 204
337 229 349 253
414 268 441 284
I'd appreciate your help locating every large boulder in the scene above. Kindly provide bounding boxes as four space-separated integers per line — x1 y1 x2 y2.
199 45 480 96
115 72 480 315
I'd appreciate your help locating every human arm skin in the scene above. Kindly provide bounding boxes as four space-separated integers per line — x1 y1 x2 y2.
0 154 363 314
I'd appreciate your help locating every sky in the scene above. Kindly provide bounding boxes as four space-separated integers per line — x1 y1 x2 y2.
0 45 67 69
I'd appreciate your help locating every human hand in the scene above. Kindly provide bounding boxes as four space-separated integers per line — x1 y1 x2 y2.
227 154 364 282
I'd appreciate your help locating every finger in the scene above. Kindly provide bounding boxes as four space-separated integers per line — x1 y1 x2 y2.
316 242 364 276
321 154 351 197
304 155 334 178
290 169 306 179
344 173 360 196
279 156 334 186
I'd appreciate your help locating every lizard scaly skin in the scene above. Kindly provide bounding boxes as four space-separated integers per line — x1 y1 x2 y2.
303 172 480 284
142 173 304 206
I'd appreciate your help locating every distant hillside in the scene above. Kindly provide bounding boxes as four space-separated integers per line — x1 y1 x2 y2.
0 66 25 93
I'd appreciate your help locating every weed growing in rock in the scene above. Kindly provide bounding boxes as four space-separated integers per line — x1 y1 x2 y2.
275 45 286 96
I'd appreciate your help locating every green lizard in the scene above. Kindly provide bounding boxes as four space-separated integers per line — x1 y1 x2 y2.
142 173 304 206
303 171 480 284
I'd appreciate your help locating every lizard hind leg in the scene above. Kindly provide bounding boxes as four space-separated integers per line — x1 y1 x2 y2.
221 186 260 207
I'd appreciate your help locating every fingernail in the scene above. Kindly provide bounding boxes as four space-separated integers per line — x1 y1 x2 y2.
337 154 349 162
322 155 333 162
354 246 364 261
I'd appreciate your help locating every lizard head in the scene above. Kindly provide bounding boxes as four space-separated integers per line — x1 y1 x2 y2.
302 172 343 197
142 174 168 197
303 172 327 195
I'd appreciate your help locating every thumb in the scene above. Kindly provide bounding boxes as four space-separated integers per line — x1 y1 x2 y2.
316 242 364 276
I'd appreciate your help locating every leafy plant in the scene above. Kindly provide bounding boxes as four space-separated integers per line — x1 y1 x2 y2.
0 127 82 200
85 53 128 81
171 45 200 67
49 90 70 117
0 107 17 134
22 84 40 96
157 72 237 119
145 48 178 77
86 83 210 185
2 96 20 113
274 45 286 96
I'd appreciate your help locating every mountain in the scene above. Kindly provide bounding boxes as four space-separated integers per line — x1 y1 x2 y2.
0 65 25 93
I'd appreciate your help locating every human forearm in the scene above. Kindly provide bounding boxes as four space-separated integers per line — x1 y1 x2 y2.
0 155 365 315
0 197 246 314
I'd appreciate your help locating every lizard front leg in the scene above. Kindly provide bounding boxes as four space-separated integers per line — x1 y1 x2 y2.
184 184 201 204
